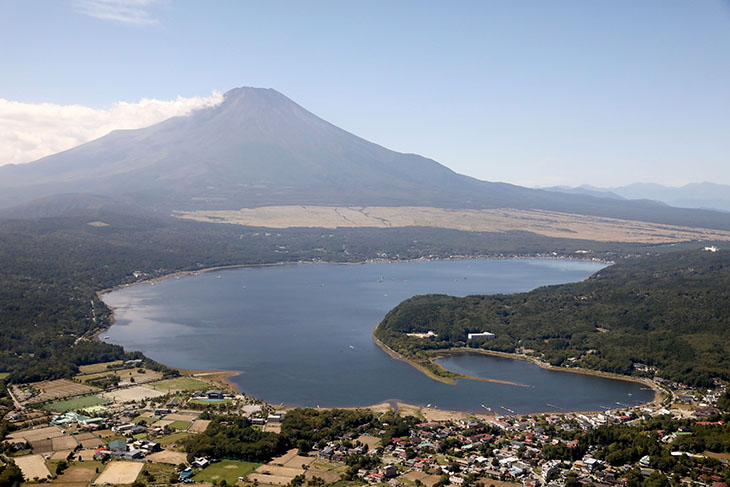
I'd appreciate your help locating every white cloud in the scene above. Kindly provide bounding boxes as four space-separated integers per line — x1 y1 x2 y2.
0 91 223 165
74 0 163 25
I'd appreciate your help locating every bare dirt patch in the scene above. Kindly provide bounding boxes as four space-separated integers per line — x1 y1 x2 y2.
93 461 144 485
56 465 96 483
15 454 52 481
76 449 98 461
254 464 304 479
248 474 294 485
101 386 165 403
176 206 730 244
163 412 199 421
146 450 188 465
270 449 298 466
188 419 211 433
52 436 79 451
50 450 74 461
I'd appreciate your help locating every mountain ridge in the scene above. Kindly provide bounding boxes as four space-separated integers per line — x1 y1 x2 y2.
2 86 730 232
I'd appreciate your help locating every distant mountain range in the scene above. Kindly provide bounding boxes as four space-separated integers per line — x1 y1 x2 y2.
543 183 730 213
1 86 730 232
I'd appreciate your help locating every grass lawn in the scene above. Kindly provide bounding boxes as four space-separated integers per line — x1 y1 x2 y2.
78 361 123 374
193 460 259 484
0 372 10 380
152 377 209 391
168 420 191 431
45 395 106 412
157 432 192 446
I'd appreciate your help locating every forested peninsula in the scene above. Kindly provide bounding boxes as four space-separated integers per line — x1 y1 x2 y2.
375 249 730 387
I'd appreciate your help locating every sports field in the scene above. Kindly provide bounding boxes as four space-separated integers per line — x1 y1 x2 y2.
151 377 209 391
194 460 259 484
45 394 106 412
93 461 144 485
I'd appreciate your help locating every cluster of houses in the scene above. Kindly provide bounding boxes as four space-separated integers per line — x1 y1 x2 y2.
94 438 162 461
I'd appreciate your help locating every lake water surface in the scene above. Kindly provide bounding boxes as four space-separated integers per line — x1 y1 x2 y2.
103 259 654 413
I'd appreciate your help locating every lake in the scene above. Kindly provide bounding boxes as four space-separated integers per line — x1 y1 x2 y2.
102 258 654 413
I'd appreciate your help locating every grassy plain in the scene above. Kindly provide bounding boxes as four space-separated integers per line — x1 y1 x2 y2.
176 206 730 244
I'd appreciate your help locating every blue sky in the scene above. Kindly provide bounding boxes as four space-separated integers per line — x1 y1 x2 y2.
1 0 729 187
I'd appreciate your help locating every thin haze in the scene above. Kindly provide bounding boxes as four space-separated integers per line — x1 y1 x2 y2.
1 0 729 187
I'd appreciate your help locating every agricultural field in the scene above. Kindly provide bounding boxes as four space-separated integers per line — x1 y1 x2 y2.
167 420 191 431
151 377 209 391
157 432 191 446
45 395 106 413
24 379 98 404
194 460 259 484
78 367 162 386
14 454 52 481
78 361 123 374
52 462 100 484
188 419 211 433
93 461 144 485
100 385 165 403
146 450 188 465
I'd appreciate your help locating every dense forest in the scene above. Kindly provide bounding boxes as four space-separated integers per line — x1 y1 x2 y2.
183 408 384 461
376 250 730 386
0 203 674 384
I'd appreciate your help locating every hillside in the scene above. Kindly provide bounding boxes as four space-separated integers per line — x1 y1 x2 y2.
375 249 730 386
1 87 730 233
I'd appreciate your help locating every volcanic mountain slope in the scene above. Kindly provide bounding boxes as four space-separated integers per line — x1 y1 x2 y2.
1 86 729 231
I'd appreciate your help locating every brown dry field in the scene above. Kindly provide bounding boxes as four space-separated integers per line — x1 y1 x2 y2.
146 450 189 465
76 449 98 461
255 464 305 478
50 450 74 461
283 455 316 469
304 467 340 484
100 385 165 403
248 473 292 485
9 426 64 444
31 439 54 453
15 454 52 480
93 461 144 485
24 380 98 404
263 423 282 433
79 437 105 449
56 465 96 483
52 436 79 451
78 361 123 374
402 472 442 487
270 449 299 466
478 480 521 487
175 206 730 244
356 434 380 449
163 412 200 421
188 419 211 433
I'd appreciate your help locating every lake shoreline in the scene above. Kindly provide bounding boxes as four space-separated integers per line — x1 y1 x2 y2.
96 255 654 416
373 330 663 411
